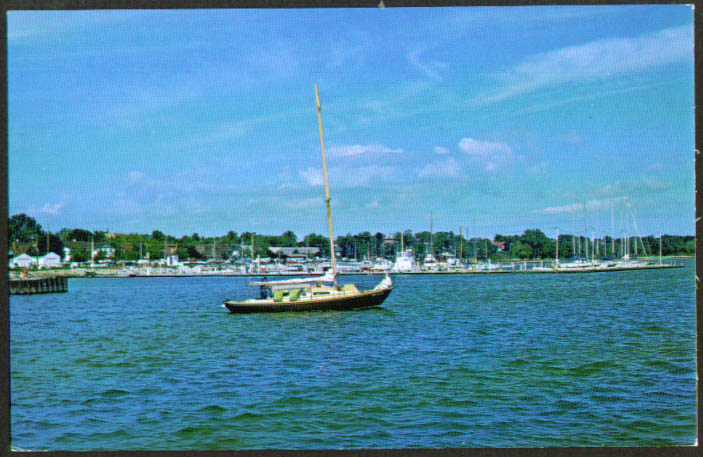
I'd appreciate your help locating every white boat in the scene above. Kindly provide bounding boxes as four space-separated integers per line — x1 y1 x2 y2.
422 253 439 272
392 249 418 273
372 257 393 272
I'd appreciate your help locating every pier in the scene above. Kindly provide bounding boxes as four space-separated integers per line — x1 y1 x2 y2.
10 277 68 295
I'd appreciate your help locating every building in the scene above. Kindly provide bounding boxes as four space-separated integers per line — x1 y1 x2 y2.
9 253 37 269
39 252 62 268
93 244 116 259
165 254 180 267
268 247 320 258
492 241 507 252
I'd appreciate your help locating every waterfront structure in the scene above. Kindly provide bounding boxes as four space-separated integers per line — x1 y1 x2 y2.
38 252 62 268
9 253 37 269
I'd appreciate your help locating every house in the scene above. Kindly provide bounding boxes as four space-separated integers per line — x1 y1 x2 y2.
39 252 62 268
10 253 37 269
165 254 180 267
93 244 116 259
63 247 71 263
492 241 507 252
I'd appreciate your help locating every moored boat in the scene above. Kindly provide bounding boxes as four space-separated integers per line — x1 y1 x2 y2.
223 85 393 313
223 273 392 313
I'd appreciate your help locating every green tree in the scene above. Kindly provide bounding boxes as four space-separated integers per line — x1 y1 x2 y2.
71 247 90 263
61 228 93 242
511 242 533 259
122 250 140 261
280 230 297 247
39 233 64 257
9 214 44 243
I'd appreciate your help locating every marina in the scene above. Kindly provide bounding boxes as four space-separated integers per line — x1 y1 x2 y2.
10 257 684 280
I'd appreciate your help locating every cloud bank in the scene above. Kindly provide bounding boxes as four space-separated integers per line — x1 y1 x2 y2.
485 24 692 103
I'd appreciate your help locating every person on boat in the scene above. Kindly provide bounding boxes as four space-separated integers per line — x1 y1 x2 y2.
260 276 269 299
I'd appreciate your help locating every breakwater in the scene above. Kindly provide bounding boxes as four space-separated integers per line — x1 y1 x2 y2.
10 277 68 295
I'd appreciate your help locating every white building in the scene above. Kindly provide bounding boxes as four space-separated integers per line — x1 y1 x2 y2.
63 247 71 263
165 254 180 267
10 253 37 269
92 244 116 259
39 252 62 268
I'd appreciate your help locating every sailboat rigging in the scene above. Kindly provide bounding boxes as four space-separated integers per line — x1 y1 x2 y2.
222 85 393 313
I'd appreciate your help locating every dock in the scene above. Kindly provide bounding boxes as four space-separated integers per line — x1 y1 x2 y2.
10 277 68 295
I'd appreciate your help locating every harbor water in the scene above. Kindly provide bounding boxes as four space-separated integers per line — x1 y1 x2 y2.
10 260 696 450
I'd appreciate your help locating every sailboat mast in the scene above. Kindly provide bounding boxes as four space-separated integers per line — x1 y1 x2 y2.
610 203 615 256
430 212 434 259
314 84 337 282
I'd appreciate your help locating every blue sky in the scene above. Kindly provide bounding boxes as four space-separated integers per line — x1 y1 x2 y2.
8 6 694 238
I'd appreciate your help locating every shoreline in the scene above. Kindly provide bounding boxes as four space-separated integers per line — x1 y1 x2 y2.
10 258 689 280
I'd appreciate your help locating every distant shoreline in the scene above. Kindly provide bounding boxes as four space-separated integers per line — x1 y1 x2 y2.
9 256 692 280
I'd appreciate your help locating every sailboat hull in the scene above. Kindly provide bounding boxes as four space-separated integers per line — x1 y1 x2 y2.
224 287 392 314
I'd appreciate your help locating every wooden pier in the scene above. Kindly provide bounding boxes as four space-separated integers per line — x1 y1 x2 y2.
10 277 68 295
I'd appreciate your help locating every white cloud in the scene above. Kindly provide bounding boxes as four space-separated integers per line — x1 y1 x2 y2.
484 24 692 103
407 48 449 81
527 161 547 174
288 197 322 210
434 146 449 155
366 198 381 209
299 167 324 186
535 198 623 215
35 201 65 215
419 158 461 178
600 181 624 196
330 165 395 187
299 164 395 188
642 175 670 191
327 144 404 157
128 171 145 182
459 138 512 157
536 203 583 215
458 138 514 172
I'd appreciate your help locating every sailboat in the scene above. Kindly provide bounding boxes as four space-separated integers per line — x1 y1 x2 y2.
223 85 393 314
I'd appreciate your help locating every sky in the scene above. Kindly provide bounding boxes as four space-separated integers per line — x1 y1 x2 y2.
8 5 695 239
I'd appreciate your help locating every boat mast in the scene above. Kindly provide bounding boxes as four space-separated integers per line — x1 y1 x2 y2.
430 212 434 260
315 84 337 284
459 226 463 262
610 203 615 256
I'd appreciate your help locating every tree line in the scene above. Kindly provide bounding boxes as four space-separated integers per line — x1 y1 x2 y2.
8 213 696 263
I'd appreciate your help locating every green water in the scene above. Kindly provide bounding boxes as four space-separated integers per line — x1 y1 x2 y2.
10 262 697 449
